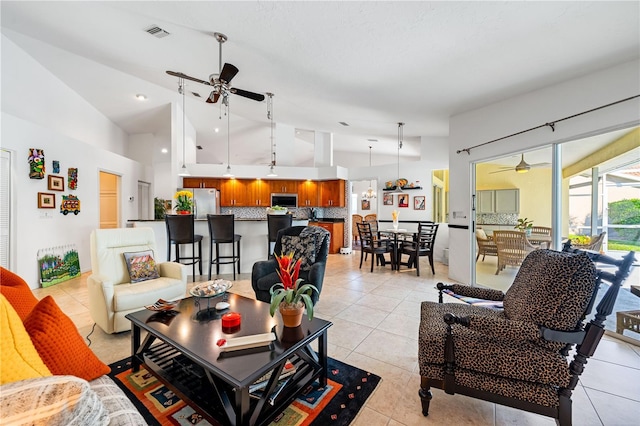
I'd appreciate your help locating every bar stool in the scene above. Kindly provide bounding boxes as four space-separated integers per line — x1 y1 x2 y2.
165 214 202 282
267 214 293 259
207 214 241 280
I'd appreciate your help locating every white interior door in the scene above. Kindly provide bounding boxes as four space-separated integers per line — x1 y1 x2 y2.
0 150 11 268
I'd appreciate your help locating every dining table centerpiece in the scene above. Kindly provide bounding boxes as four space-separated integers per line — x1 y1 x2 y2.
174 190 194 214
515 217 534 236
269 252 318 327
392 210 400 230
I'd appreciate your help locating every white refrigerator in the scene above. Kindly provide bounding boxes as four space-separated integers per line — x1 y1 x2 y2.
178 188 220 219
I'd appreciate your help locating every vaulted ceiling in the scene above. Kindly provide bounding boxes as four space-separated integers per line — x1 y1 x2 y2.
2 1 639 166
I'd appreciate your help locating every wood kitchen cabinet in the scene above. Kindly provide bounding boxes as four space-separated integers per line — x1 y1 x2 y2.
181 177 220 189
318 180 345 207
309 221 344 254
270 180 298 194
219 179 245 206
244 179 270 207
297 180 318 207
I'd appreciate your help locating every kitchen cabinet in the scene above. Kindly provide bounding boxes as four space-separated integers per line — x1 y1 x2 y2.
477 189 519 214
309 221 344 254
270 180 298 194
245 179 270 207
220 179 270 207
181 177 220 189
318 180 345 207
297 180 318 207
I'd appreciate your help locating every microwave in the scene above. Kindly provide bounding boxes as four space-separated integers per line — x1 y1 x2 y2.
271 193 298 208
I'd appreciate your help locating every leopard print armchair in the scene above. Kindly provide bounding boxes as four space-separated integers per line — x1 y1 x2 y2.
419 247 636 426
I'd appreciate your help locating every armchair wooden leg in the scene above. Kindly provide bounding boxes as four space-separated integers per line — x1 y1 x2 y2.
419 376 432 416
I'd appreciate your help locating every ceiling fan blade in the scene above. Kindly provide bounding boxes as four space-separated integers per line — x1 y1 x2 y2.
488 169 513 174
166 70 211 86
219 63 239 84
530 162 551 168
205 91 220 104
230 88 266 102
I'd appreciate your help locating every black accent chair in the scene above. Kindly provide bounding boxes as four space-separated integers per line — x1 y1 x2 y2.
357 221 395 272
399 221 439 275
206 214 241 280
252 226 330 305
267 214 293 259
165 214 203 282
418 244 636 426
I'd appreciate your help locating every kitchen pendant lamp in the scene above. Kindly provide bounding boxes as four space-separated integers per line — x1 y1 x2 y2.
362 146 377 199
177 78 190 177
389 122 404 193
223 96 234 177
266 92 277 177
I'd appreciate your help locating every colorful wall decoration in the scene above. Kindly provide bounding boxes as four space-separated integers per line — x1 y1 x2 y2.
37 244 81 287
52 160 60 174
60 194 81 215
28 148 45 179
68 167 78 190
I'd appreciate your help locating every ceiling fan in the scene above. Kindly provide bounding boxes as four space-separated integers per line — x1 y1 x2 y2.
489 153 551 174
166 32 265 105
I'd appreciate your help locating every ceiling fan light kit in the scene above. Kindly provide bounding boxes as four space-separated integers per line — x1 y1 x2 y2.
177 77 190 177
489 153 551 174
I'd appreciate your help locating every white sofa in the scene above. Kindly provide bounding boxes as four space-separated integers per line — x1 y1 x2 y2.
88 227 187 334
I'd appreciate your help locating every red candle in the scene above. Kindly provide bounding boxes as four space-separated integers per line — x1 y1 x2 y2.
222 312 241 328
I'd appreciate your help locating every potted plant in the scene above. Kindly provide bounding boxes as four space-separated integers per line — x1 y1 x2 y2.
174 190 193 214
154 197 167 219
515 217 534 235
269 252 318 327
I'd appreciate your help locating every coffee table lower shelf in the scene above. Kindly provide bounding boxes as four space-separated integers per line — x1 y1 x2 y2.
137 342 323 426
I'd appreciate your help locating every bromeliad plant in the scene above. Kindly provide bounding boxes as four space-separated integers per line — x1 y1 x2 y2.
269 252 318 321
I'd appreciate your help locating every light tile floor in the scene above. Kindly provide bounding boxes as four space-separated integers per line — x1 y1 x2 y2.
32 252 640 425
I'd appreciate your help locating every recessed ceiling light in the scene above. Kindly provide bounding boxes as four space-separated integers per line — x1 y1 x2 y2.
161 148 168 154
136 94 147 101
215 128 219 133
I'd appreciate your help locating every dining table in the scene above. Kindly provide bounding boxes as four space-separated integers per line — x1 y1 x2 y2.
379 228 416 270
526 233 553 249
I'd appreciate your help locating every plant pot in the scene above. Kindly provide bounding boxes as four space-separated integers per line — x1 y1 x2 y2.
279 302 304 327
177 210 191 215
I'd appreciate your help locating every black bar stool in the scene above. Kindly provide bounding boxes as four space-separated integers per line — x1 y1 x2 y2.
207 214 241 280
165 214 203 282
267 214 293 259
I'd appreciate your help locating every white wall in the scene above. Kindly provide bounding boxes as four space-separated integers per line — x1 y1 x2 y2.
448 60 640 284
1 37 152 287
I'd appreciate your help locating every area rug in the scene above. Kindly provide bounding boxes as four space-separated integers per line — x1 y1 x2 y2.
108 357 381 426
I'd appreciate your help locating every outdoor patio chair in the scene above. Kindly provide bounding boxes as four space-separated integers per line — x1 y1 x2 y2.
475 228 498 262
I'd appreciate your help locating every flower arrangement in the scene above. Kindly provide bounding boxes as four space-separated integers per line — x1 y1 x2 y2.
515 217 534 232
269 252 318 321
174 190 193 212
392 210 399 229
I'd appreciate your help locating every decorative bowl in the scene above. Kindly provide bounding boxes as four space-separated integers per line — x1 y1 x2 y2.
189 280 233 298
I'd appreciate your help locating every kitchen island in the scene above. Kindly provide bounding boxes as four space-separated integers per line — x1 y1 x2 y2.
128 218 309 276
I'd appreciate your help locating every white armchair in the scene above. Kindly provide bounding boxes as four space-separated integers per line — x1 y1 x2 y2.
88 227 187 334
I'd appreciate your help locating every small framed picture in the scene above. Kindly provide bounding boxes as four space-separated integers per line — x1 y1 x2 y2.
361 199 370 210
48 175 64 191
38 192 56 208
414 196 426 210
383 193 394 205
398 194 409 208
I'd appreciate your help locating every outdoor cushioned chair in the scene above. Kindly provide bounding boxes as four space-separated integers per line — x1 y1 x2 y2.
252 226 330 305
418 245 636 426
475 228 498 262
88 227 187 334
572 232 606 252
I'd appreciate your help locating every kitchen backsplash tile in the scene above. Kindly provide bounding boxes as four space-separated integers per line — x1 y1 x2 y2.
477 213 518 225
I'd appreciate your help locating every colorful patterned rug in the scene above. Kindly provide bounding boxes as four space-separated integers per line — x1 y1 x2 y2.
108 357 381 426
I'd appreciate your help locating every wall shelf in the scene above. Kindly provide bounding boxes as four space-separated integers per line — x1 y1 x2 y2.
382 186 423 191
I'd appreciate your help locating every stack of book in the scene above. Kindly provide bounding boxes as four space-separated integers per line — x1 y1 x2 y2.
249 360 297 405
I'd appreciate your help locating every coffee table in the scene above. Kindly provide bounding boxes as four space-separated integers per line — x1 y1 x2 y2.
126 293 332 426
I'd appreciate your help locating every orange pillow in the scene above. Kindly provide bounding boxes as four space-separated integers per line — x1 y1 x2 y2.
0 267 39 320
23 296 110 381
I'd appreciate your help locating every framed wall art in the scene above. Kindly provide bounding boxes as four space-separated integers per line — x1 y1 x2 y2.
383 193 394 205
48 175 64 191
414 196 426 210
28 148 45 179
68 168 78 190
37 192 56 209
361 199 370 210
398 193 409 208
52 160 60 174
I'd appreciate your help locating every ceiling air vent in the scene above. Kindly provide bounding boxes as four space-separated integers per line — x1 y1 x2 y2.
367 139 378 142
196 145 203 150
339 122 349 126
144 25 170 38
191 92 201 98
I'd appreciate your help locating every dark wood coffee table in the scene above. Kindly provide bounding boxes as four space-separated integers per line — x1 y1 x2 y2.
126 293 332 426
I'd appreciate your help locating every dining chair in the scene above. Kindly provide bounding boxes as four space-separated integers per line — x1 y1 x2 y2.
356 222 395 272
475 227 498 262
493 230 537 275
352 214 364 245
399 221 439 275
530 226 552 248
165 214 203 282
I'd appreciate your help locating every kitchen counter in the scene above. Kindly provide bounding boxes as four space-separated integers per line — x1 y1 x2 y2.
129 218 309 274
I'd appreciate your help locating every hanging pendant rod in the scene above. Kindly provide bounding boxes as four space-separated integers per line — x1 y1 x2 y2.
456 94 640 155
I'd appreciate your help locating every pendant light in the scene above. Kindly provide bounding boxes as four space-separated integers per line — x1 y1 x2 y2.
177 78 190 177
362 146 377 199
389 122 404 193
266 92 277 177
223 95 233 177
